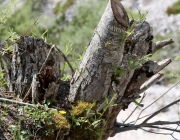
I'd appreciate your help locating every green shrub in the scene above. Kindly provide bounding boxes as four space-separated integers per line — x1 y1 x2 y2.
166 0 180 15
0 0 43 40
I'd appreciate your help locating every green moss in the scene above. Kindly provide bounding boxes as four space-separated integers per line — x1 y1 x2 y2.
42 109 70 139
71 100 94 116
52 112 70 130
166 0 180 15
68 101 105 139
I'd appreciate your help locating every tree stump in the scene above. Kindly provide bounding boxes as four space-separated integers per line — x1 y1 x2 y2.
1 36 61 102
0 0 174 140
69 0 173 139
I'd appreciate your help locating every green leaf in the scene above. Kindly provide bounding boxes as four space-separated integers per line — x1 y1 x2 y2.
75 121 80 126
91 119 102 128
9 125 17 131
21 130 31 135
175 55 180 60
65 44 69 54
41 29 48 38
44 104 49 111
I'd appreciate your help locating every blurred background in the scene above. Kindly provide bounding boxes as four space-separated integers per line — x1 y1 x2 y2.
1 0 180 139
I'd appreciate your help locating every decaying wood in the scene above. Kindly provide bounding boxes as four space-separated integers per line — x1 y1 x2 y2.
1 36 61 102
0 0 175 139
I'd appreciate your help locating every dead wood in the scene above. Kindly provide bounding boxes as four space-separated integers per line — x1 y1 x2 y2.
0 0 175 140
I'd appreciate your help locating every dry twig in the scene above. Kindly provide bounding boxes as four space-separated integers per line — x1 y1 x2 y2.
0 97 35 107
112 98 180 135
134 80 180 124
55 45 75 76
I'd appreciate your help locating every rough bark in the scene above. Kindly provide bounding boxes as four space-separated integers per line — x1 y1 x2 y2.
69 0 173 139
69 0 128 103
1 36 61 102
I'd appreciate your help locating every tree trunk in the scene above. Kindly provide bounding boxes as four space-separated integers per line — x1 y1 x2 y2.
0 0 174 140
69 0 173 139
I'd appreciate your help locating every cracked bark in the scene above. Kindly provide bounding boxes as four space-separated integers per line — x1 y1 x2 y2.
69 0 128 103
1 36 61 101
69 0 173 139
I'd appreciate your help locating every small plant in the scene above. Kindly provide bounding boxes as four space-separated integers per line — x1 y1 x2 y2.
113 65 126 77
68 101 104 139
1 106 9 116
0 0 17 27
118 9 148 44
24 103 54 130
0 70 7 87
0 0 18 55
137 9 148 23
68 96 118 139
112 54 151 81
127 54 151 70
1 28 19 55
23 101 71 139
128 8 148 23
8 125 20 140
8 123 32 140
60 42 76 77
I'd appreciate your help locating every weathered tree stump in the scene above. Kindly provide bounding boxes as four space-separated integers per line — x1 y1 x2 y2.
69 0 173 139
0 0 174 140
1 36 61 102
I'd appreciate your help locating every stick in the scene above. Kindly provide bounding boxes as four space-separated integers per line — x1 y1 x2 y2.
141 98 180 125
140 73 163 93
123 93 146 123
134 80 180 124
112 99 180 135
152 39 174 53
55 45 75 75
0 97 35 107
